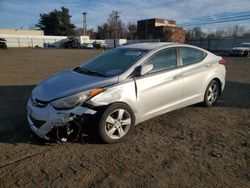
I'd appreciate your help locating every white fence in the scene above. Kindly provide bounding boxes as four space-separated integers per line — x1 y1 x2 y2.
0 33 161 48
0 34 67 48
187 36 250 51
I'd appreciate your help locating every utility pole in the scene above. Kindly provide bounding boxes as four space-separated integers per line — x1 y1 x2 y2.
113 11 121 47
82 12 87 36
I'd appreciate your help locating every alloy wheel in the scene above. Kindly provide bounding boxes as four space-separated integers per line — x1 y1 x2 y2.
207 82 219 104
104 109 131 140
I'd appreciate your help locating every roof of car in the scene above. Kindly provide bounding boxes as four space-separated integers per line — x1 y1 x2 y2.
119 42 177 50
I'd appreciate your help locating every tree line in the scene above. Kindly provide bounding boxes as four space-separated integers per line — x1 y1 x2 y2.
186 25 250 40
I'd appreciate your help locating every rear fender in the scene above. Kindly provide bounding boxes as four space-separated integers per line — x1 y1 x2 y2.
203 68 226 96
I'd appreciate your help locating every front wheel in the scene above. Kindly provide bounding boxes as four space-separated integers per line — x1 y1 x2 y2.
203 80 220 107
99 103 135 144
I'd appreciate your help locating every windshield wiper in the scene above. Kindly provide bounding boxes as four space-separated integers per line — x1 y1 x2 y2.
86 69 107 77
75 68 107 77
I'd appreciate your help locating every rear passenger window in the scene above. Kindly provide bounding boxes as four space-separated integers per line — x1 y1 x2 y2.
143 48 177 73
179 47 206 65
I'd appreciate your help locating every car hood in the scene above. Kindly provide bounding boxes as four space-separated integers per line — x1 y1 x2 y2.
32 69 119 101
232 47 249 50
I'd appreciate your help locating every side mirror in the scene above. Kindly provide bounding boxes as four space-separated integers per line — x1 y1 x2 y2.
140 64 153 76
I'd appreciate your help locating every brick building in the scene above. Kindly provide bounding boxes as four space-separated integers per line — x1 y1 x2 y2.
135 18 185 43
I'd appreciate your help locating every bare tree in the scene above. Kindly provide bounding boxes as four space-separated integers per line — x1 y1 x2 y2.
215 28 225 38
243 28 250 36
74 28 97 38
186 27 205 40
220 25 246 37
126 22 137 39
96 23 110 39
187 24 248 40
96 11 127 39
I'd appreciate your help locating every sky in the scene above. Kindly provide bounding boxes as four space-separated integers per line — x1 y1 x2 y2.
0 0 250 31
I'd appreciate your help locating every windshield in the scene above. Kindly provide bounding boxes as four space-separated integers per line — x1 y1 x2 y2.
77 48 148 77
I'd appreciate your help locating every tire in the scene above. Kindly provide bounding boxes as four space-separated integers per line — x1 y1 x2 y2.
244 51 249 57
203 80 220 107
98 103 135 144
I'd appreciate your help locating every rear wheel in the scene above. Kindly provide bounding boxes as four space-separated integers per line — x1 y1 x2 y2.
99 103 135 144
203 80 220 107
244 51 249 57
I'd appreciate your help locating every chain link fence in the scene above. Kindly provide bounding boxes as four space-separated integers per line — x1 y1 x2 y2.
187 36 250 51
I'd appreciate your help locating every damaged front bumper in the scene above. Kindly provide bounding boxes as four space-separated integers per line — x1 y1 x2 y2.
27 98 96 140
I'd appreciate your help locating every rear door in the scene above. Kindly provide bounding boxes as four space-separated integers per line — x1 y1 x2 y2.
135 47 183 120
178 47 208 105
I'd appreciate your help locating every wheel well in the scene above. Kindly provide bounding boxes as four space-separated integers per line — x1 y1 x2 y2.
106 102 135 113
87 101 135 115
212 78 222 95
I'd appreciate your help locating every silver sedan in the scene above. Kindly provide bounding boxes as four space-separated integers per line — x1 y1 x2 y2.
27 42 226 143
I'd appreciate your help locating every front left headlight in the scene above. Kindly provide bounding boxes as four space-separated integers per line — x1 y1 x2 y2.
51 88 104 110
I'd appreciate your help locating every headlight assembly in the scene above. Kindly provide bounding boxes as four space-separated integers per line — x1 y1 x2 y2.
51 88 104 110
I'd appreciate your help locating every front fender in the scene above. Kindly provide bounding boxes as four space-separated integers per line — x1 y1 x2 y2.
86 79 138 115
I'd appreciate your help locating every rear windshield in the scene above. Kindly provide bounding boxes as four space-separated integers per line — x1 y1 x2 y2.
78 48 148 76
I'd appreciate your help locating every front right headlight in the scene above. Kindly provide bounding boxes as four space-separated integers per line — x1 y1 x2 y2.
51 88 104 110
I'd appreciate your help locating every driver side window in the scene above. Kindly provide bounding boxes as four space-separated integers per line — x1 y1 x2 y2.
143 48 177 74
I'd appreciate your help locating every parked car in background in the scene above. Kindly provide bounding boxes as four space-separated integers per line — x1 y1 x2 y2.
92 41 107 49
230 43 250 57
0 38 7 49
27 43 226 144
44 43 56 48
81 43 94 49
64 36 80 49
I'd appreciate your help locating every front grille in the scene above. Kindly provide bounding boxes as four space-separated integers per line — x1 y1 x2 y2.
29 115 46 128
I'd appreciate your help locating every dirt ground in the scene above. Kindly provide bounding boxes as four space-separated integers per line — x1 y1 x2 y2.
0 48 249 188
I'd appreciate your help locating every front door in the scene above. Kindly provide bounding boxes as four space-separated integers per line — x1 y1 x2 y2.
135 48 183 121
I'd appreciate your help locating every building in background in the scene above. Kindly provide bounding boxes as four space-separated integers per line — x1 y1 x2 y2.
135 18 185 43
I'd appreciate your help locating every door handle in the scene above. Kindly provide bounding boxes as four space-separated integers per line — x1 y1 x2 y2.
173 74 182 79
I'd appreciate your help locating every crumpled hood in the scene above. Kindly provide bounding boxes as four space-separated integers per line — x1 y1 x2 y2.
32 69 119 101
232 47 249 51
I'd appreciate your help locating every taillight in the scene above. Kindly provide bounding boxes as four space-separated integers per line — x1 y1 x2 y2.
219 59 227 66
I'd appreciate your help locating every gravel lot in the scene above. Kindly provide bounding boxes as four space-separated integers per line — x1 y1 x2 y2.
0 48 249 187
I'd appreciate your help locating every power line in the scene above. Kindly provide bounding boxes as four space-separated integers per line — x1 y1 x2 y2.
183 14 250 26
190 12 250 22
181 17 250 27
180 13 250 27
